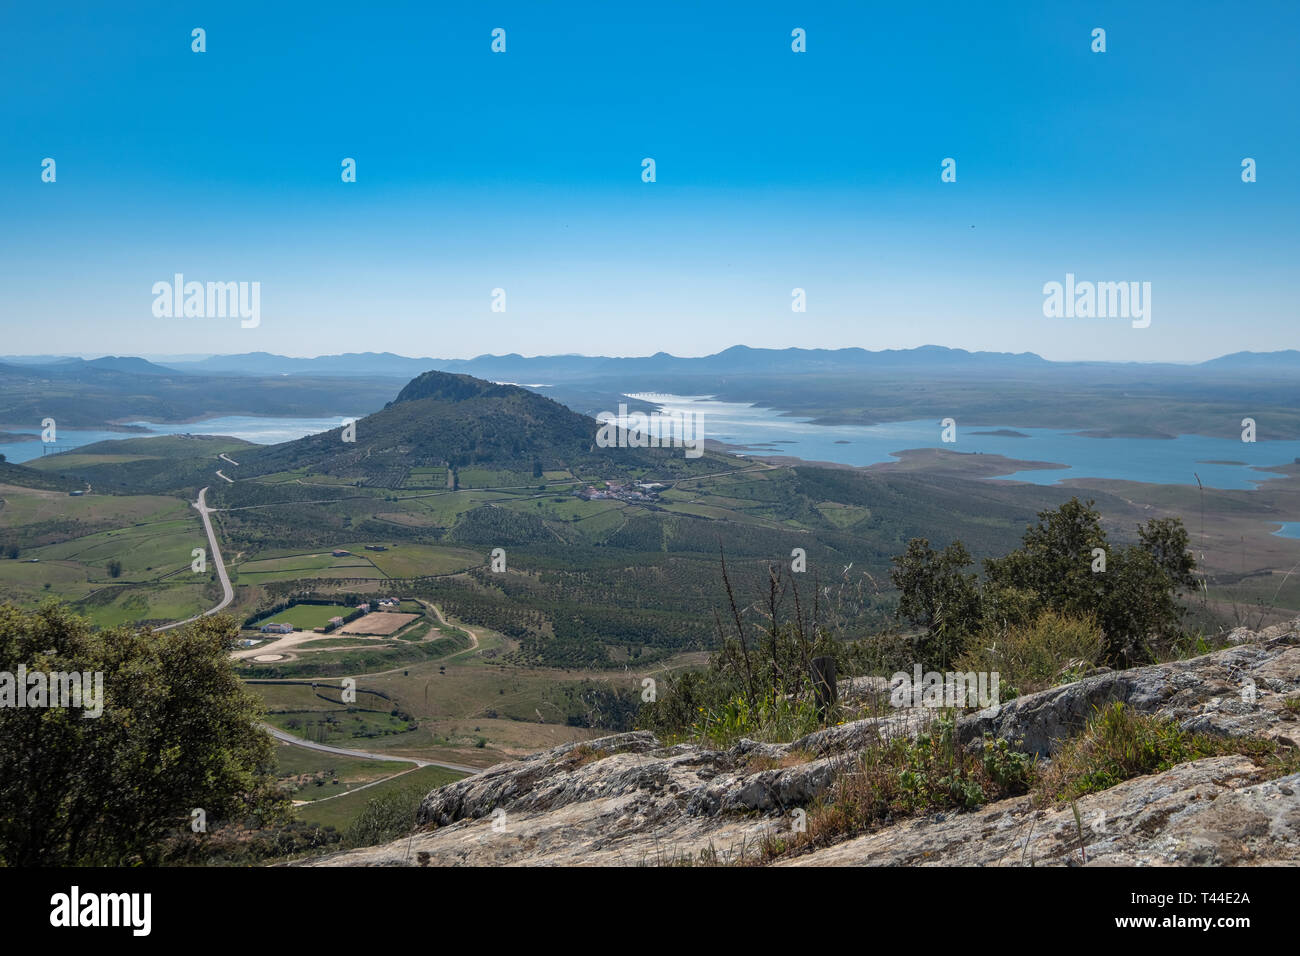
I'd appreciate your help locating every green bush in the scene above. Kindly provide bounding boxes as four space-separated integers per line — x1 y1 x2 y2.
343 785 425 849
1036 701 1291 803
768 715 1034 859
955 609 1105 698
982 734 1035 792
690 692 825 750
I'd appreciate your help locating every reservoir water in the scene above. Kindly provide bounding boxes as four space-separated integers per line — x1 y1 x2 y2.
627 393 1300 491
0 416 343 465
7 398 1300 495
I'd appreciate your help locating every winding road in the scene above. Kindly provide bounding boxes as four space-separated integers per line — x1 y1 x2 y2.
152 486 234 632
261 724 483 774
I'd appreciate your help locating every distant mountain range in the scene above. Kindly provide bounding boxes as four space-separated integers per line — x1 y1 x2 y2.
1197 349 1300 369
158 345 1054 380
29 345 1290 382
2 345 1295 433
0 355 401 429
0 355 179 377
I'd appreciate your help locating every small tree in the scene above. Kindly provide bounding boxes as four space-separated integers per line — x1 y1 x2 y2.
889 538 982 668
1098 544 1189 665
984 497 1108 625
1137 517 1197 591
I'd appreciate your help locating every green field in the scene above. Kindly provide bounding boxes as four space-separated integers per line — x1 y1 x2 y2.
0 559 98 601
0 484 213 625
345 543 480 578
31 434 255 462
387 490 507 528
455 468 535 489
74 580 216 627
251 681 373 712
403 467 449 489
293 764 467 831
257 680 422 746
500 496 621 523
25 454 156 468
265 707 421 746
274 742 418 802
235 552 382 582
262 602 356 630
233 543 481 583
35 518 204 579
0 485 193 528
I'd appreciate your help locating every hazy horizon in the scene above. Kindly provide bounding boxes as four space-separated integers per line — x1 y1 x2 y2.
0 342 1294 366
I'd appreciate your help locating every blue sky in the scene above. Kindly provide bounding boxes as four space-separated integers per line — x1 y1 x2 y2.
1 0 1296 361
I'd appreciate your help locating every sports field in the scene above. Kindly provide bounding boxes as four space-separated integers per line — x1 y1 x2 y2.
267 603 354 630
340 611 419 635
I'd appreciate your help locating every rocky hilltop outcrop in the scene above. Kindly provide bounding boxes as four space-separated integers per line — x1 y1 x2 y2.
303 620 1300 866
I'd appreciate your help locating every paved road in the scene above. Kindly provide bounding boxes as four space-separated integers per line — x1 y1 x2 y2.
262 724 484 774
152 486 234 632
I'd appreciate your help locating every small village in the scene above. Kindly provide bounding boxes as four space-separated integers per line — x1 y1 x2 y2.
574 480 666 503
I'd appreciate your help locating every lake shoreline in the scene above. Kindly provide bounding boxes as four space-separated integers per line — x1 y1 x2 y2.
641 393 1300 490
